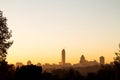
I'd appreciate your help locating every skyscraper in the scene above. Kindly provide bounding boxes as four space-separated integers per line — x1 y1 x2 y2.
0 11 3 17
100 56 105 65
62 49 65 65
80 55 86 64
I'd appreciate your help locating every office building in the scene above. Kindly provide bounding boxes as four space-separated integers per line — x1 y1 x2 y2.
100 56 105 65
80 55 86 64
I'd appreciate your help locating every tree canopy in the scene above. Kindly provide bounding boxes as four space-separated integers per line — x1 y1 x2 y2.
0 11 13 62
114 44 120 63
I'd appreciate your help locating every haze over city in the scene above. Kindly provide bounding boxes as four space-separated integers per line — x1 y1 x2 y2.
0 0 120 65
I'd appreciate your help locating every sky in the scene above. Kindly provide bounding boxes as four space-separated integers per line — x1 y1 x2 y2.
0 0 120 65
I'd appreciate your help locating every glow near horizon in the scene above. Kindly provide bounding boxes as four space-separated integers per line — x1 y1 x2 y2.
0 0 120 65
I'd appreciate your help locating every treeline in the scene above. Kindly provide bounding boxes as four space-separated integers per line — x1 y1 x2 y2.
0 61 120 80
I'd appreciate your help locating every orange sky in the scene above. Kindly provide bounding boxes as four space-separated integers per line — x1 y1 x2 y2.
0 0 120 65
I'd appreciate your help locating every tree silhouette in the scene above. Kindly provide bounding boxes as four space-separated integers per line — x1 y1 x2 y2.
0 11 13 62
15 65 42 80
114 44 120 63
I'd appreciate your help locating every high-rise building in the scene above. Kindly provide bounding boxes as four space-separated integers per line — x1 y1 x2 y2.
0 11 3 17
100 56 105 65
80 55 86 64
62 49 65 65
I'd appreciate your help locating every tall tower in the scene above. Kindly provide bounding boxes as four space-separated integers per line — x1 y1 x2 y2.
62 49 65 65
0 11 3 17
100 56 105 65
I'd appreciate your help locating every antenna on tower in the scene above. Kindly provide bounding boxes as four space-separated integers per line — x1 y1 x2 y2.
0 10 3 17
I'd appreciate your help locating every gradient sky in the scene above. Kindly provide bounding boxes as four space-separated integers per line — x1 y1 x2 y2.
0 0 120 65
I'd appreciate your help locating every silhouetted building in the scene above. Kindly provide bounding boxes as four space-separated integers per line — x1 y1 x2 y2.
80 55 86 64
100 56 105 65
62 49 65 65
27 60 32 65
75 55 99 67
0 11 2 17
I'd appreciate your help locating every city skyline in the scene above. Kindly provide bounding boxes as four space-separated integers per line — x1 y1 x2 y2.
0 0 120 64
16 49 105 66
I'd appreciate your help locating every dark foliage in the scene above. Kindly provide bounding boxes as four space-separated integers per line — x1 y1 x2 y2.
0 62 15 80
0 11 13 62
0 63 120 80
15 65 42 80
114 44 120 63
50 68 84 80
0 10 13 80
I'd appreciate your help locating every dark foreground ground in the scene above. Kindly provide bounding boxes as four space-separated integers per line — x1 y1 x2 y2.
0 61 120 80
